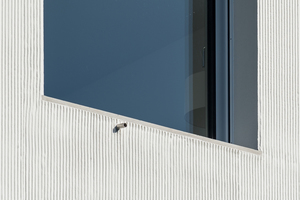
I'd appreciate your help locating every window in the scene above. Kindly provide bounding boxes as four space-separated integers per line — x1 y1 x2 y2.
215 0 257 149
44 0 257 149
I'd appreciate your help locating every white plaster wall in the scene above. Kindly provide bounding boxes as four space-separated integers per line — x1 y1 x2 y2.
0 0 299 199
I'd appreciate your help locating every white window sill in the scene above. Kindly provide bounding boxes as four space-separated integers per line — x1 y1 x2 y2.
42 95 261 155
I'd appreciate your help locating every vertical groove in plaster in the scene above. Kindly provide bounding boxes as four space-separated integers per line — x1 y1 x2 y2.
0 0 300 199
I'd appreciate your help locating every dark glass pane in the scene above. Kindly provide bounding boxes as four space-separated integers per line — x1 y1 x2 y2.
45 0 208 136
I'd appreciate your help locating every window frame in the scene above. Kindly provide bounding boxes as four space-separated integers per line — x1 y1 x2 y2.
214 0 257 149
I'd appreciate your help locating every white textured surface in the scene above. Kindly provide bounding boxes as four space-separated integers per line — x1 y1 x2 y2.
0 0 299 199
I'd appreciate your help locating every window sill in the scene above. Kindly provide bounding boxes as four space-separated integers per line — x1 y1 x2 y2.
42 95 261 155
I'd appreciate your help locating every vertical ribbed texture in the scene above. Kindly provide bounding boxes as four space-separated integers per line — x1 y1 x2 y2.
0 0 300 199
257 0 300 198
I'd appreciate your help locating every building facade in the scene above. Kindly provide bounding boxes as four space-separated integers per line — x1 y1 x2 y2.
0 0 299 199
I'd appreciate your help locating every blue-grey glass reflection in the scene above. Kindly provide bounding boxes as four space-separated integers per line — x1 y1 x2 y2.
45 0 207 136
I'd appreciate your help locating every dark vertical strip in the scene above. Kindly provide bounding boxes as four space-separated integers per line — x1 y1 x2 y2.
228 0 232 143
207 0 216 139
189 0 208 137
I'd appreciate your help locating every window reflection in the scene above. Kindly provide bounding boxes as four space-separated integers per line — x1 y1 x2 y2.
185 0 207 136
45 0 208 136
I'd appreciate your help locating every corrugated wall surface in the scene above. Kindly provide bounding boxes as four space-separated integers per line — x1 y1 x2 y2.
0 0 299 199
